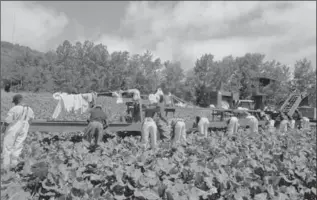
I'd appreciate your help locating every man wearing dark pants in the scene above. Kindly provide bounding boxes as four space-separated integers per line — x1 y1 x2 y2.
84 104 108 146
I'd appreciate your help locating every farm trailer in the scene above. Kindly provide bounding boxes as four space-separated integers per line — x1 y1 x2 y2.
21 92 267 133
25 109 267 133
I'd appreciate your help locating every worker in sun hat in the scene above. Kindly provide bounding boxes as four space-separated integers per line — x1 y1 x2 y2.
2 94 34 170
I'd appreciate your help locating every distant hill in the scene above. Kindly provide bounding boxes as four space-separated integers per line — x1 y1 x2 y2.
1 41 47 83
1 41 44 67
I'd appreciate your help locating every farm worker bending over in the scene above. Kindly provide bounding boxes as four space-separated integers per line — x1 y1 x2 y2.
243 111 258 134
293 109 303 129
195 111 210 138
84 103 108 146
2 94 34 170
154 95 171 142
265 113 275 134
301 116 310 131
286 113 295 129
141 105 158 149
279 113 289 134
169 118 187 146
226 112 239 136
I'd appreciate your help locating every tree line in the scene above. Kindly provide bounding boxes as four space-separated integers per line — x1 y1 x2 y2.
1 40 316 107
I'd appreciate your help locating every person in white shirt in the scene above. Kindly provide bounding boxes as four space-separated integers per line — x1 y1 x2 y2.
170 118 187 146
286 113 295 129
195 111 210 138
301 116 310 131
2 94 34 170
227 112 239 136
243 111 259 134
279 113 289 134
264 113 275 134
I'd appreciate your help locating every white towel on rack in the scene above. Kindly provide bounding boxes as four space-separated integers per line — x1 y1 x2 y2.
52 92 94 119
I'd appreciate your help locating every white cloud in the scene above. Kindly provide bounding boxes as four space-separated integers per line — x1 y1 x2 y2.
108 1 316 70
1 1 69 51
94 35 131 53
2 1 315 70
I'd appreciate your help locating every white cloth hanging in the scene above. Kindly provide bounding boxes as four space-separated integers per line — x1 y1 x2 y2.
52 92 96 119
112 91 123 104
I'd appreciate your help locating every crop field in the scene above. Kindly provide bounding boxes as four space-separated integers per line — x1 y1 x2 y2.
1 91 316 200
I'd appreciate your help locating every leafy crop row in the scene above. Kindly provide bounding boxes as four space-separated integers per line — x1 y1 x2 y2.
1 92 316 200
1 126 316 200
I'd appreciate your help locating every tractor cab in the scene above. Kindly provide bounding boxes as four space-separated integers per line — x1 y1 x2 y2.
250 75 279 110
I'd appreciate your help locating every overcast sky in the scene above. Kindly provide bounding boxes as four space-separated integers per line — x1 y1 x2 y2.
1 1 316 70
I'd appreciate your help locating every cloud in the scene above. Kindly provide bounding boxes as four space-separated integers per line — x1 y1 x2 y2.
3 1 315 70
1 1 69 51
111 1 316 70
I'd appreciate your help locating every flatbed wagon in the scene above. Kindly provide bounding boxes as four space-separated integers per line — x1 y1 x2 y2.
12 106 267 133
1 91 300 134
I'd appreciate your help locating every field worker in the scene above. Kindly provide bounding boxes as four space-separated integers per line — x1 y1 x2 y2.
2 94 34 170
265 113 275 134
279 113 289 134
170 118 187 146
164 92 174 107
244 111 259 134
226 112 239 136
123 88 141 122
196 111 210 138
141 105 158 149
274 111 283 130
154 95 171 143
84 103 108 146
301 116 310 131
293 109 303 129
286 113 295 129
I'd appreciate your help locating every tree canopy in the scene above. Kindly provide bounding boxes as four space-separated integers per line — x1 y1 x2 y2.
1 40 316 107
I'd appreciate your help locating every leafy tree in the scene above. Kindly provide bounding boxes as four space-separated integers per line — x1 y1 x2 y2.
234 53 265 99
292 58 316 107
161 61 184 96
259 60 292 106
1 40 315 110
